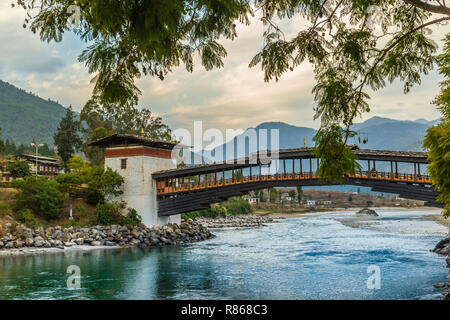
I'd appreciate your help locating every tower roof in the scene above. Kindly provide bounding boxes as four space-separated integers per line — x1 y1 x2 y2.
88 134 182 150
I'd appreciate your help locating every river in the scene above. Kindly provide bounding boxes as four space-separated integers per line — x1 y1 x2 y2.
0 209 448 300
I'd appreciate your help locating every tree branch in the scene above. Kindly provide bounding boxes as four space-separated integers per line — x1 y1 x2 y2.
403 0 450 15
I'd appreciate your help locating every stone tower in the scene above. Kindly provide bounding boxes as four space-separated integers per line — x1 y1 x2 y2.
89 134 180 226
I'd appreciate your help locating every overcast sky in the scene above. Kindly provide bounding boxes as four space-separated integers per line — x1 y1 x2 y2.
0 3 447 138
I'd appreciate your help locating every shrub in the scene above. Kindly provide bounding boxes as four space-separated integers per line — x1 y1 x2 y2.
16 209 37 227
6 158 31 178
9 222 17 234
12 176 65 220
120 208 142 226
74 205 86 215
182 197 251 219
94 204 115 225
0 203 10 217
222 197 251 215
84 189 102 205
92 201 126 225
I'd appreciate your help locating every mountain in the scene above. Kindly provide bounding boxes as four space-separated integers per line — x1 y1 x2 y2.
204 116 439 163
0 80 68 146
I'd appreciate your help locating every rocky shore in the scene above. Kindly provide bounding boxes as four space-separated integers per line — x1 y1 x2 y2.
0 219 214 256
433 234 450 300
194 214 278 228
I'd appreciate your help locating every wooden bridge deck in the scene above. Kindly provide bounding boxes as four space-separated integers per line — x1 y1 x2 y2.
156 171 432 195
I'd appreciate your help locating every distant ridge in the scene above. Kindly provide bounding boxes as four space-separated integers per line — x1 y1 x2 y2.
205 116 439 162
0 80 68 145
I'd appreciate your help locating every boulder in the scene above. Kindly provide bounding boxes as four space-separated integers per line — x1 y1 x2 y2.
434 282 446 289
23 238 33 247
34 240 45 248
355 208 379 216
14 240 24 248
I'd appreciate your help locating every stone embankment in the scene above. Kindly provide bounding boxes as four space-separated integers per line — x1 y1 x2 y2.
433 234 450 300
194 214 278 228
0 219 214 255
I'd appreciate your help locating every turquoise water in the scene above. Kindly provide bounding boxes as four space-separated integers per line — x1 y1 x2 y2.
0 209 448 300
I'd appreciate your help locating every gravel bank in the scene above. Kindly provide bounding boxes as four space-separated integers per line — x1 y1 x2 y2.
194 214 280 228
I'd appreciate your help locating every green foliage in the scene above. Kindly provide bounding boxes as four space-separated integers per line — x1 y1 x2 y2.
183 197 251 219
66 155 90 173
296 186 303 203
247 0 446 182
0 203 10 217
424 34 450 217
16 209 37 227
15 1 450 186
258 190 266 202
85 166 124 200
222 197 251 215
55 163 124 204
12 176 65 220
6 157 31 178
80 98 173 165
93 201 126 225
53 106 82 171
312 125 361 183
74 204 86 215
269 188 277 203
18 0 251 105
288 190 296 198
93 203 115 225
121 208 142 226
0 139 55 157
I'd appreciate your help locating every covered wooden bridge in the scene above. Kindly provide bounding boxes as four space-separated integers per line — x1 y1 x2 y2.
153 148 440 216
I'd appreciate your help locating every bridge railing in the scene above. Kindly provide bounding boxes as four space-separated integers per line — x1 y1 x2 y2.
156 171 432 195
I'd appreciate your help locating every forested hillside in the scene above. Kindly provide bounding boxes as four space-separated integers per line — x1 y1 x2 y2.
0 80 68 145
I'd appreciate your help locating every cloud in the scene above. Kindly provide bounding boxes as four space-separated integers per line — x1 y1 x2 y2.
0 2 446 138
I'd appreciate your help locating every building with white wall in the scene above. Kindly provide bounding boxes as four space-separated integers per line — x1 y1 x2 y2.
89 134 182 227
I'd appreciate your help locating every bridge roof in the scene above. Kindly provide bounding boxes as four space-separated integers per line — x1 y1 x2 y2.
277 148 429 163
152 148 429 179
153 155 269 179
88 134 180 150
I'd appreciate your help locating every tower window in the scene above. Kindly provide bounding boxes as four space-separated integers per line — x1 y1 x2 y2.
121 158 127 169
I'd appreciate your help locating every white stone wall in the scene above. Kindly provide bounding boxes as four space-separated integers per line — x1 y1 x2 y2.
105 146 180 227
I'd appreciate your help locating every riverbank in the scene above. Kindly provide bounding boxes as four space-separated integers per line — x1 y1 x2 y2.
194 214 280 228
0 219 214 257
428 214 450 300
333 208 450 300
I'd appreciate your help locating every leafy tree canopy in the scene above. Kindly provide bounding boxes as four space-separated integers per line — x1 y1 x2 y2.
54 106 82 170
80 98 173 165
15 0 450 209
16 0 251 105
6 157 31 178
423 34 450 216
12 176 64 220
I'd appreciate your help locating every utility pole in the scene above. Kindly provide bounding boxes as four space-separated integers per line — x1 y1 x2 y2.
30 142 44 179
